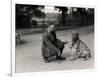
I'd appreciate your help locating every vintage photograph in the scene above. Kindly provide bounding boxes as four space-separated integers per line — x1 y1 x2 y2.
15 4 94 73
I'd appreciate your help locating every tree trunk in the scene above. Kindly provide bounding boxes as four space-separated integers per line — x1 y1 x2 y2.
62 11 66 26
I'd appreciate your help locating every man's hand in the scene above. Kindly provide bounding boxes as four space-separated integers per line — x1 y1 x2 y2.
62 40 68 44
68 43 73 49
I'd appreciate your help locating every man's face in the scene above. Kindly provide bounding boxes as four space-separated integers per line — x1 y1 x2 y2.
50 24 55 31
47 24 55 33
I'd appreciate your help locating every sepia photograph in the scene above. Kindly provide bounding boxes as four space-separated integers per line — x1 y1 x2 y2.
15 4 94 73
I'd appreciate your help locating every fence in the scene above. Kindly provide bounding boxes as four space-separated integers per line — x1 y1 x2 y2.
16 13 94 30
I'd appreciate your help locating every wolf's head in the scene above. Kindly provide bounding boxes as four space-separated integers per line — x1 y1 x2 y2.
72 32 79 43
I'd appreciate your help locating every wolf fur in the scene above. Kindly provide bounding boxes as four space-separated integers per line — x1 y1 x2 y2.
70 32 91 61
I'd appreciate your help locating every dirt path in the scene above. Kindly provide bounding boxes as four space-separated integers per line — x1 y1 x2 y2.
15 26 94 73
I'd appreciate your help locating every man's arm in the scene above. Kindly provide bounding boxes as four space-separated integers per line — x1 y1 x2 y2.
42 33 60 51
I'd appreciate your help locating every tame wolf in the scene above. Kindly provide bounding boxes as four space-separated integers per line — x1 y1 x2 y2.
69 32 91 61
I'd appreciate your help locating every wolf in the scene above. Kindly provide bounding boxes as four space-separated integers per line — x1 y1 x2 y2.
69 32 91 61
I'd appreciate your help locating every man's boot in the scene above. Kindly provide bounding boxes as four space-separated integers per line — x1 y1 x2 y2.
56 55 66 60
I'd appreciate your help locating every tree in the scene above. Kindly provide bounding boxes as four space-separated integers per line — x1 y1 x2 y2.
16 4 45 29
55 6 68 26
72 7 88 26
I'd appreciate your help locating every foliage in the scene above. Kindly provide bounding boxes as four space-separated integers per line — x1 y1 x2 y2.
16 4 45 29
55 6 68 26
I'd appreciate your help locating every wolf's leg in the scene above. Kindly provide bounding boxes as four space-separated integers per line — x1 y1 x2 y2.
70 48 76 60
85 54 91 60
71 49 79 60
82 54 90 61
82 51 91 61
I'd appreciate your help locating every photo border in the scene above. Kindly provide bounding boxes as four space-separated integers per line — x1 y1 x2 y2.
11 0 96 77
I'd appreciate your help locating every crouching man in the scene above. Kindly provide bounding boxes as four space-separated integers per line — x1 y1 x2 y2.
41 23 67 63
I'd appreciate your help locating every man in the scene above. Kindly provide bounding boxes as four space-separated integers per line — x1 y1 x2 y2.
42 23 67 63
